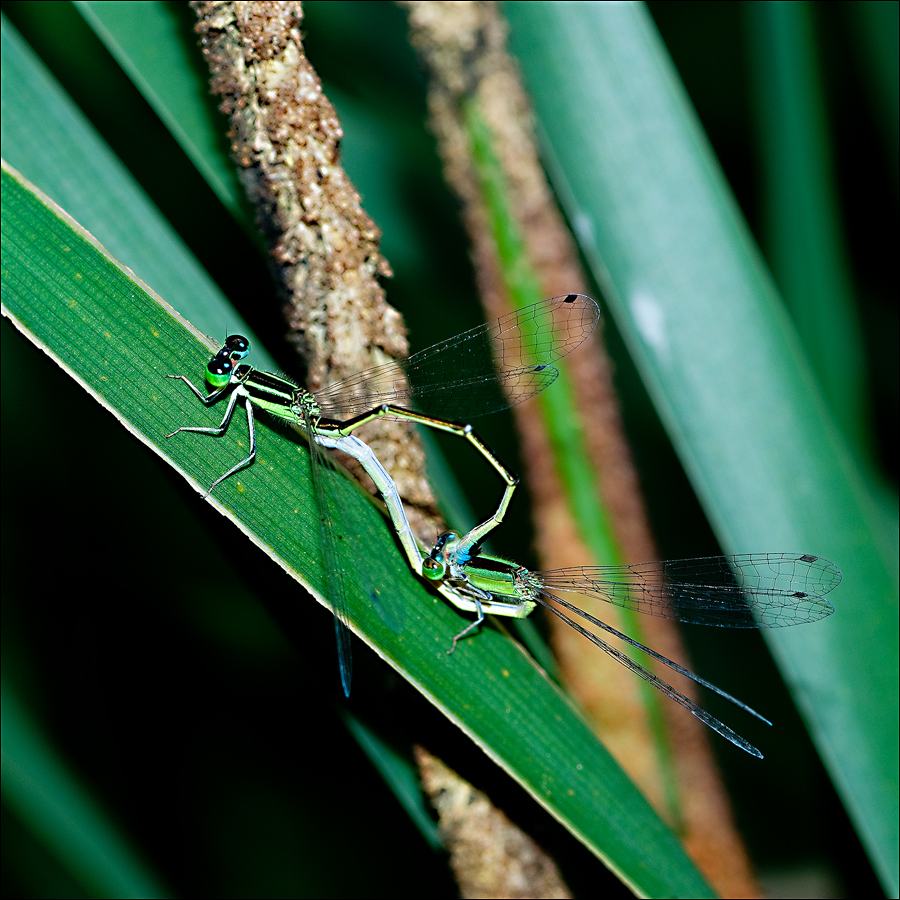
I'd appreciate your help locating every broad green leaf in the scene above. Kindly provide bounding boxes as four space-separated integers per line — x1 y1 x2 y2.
2 160 714 897
506 2 899 892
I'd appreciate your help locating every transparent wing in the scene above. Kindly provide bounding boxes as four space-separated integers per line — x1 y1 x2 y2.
305 413 354 696
534 590 767 757
526 553 840 628
314 293 600 420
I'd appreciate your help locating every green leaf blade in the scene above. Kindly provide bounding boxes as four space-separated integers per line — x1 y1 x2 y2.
506 3 899 892
2 158 715 898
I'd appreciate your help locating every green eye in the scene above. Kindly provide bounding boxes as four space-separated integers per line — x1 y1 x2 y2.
206 355 233 388
422 557 445 581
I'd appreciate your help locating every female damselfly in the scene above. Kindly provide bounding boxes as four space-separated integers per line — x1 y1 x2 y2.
422 530 839 757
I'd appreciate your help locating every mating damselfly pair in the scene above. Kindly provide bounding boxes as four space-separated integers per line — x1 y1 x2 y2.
167 293 839 758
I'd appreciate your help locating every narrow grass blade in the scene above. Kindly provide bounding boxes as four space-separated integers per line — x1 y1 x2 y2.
506 3 899 891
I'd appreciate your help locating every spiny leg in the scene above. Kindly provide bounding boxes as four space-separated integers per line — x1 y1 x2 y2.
448 591 485 653
447 428 517 559
165 378 238 438
166 373 228 406
338 404 518 561
166 384 256 495
205 398 257 494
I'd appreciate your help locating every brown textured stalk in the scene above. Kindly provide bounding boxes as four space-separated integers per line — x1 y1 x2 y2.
401 2 760 896
415 747 571 900
190 0 440 540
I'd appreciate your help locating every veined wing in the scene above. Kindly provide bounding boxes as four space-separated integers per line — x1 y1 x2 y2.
526 553 840 628
304 412 354 696
534 589 769 757
314 293 600 420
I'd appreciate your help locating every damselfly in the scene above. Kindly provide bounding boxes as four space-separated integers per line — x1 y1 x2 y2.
422 530 840 757
166 293 600 694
